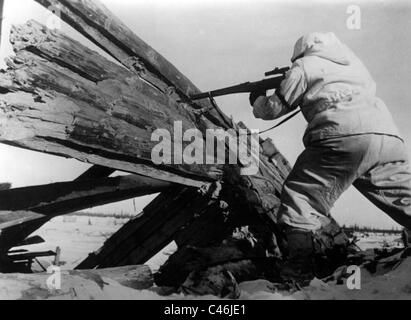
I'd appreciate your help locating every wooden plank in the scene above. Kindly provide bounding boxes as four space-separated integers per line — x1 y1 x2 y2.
0 174 172 252
73 120 292 272
35 0 234 183
0 20 220 187
1 9 291 223
0 218 49 254
76 186 221 269
14 236 45 247
34 0 233 130
120 201 224 267
226 122 291 231
34 0 197 95
0 211 44 230
75 165 115 181
8 250 56 261
0 265 153 298
0 175 172 215
79 265 153 290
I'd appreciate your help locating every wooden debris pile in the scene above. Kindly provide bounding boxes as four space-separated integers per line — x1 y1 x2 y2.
0 0 345 296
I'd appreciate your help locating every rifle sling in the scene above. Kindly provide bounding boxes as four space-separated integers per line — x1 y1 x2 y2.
259 108 302 135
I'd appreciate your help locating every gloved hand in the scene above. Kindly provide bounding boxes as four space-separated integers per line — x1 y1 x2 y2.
249 89 267 106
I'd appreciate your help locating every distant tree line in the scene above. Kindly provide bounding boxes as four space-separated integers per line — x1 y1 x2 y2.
342 224 403 235
67 211 137 219
64 213 405 235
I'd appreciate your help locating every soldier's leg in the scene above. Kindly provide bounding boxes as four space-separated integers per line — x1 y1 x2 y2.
277 135 380 278
276 135 384 281
353 135 411 230
278 135 376 232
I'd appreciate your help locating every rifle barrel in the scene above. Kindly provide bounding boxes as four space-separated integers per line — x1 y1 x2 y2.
190 75 284 101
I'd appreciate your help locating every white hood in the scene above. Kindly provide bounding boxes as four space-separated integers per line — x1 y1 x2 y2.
291 32 355 66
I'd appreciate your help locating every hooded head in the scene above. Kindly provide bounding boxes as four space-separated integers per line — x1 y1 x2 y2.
291 32 356 65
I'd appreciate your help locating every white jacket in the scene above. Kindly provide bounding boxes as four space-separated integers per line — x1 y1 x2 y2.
253 32 401 145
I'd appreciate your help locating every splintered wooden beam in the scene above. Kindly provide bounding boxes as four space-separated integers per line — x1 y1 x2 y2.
76 186 223 269
77 139 292 270
34 0 198 96
0 218 50 255
0 20 220 188
34 0 233 129
34 0 233 190
75 165 116 181
0 211 44 230
14 236 45 247
0 175 172 215
8 250 56 262
0 174 172 252
0 265 154 298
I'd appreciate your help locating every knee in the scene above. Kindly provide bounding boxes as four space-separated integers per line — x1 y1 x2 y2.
276 202 323 232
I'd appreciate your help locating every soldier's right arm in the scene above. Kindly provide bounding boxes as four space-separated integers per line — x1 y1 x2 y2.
253 61 307 120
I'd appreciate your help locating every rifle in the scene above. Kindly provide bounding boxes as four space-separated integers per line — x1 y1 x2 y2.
190 66 290 101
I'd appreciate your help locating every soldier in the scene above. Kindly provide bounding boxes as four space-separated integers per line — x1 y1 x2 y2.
250 32 411 280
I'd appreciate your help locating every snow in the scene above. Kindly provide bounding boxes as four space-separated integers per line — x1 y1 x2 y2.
354 232 403 251
5 215 411 300
13 215 175 271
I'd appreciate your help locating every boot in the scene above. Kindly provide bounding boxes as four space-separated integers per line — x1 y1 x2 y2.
312 222 359 277
280 225 357 284
280 229 316 285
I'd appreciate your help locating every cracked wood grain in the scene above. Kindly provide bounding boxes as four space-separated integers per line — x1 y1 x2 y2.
0 21 220 187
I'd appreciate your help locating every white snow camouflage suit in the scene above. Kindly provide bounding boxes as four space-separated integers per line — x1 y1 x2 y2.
253 32 411 232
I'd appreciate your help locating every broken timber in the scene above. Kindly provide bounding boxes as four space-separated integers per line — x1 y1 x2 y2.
0 265 153 300
0 174 172 254
33 0 233 130
0 0 346 292
0 20 220 188
76 186 226 269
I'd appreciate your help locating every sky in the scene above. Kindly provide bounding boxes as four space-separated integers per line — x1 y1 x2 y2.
0 0 410 228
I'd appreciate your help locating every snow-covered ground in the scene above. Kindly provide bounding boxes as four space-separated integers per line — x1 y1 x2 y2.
14 215 176 272
354 232 403 251
7 215 410 300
